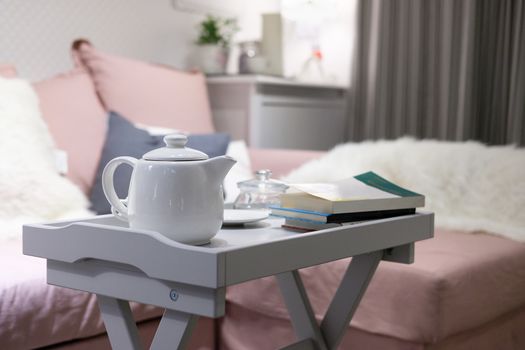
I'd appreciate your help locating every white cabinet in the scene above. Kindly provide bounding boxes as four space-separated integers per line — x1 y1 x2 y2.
207 75 347 151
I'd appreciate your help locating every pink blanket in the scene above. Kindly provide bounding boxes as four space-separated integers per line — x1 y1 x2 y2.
227 229 525 343
0 240 162 349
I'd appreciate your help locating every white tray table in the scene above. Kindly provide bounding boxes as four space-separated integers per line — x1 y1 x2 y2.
23 212 434 350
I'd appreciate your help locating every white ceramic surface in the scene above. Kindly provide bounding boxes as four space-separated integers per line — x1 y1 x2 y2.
223 209 270 225
193 45 229 75
102 134 236 245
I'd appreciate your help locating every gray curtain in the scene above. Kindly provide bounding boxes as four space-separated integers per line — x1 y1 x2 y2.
347 0 525 146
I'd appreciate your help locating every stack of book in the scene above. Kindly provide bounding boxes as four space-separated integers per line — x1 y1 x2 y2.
271 171 425 232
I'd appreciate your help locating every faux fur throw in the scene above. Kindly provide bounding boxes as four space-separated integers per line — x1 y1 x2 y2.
0 77 91 240
284 138 525 242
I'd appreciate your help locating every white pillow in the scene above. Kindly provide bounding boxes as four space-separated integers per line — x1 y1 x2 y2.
134 122 181 136
0 77 90 240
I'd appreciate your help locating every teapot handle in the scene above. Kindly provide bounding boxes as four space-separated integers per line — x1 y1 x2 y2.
102 156 137 221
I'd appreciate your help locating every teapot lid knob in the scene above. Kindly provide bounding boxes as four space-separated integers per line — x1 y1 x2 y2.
164 134 187 148
143 133 208 161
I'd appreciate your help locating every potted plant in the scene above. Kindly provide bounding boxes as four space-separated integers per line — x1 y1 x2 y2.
193 15 239 75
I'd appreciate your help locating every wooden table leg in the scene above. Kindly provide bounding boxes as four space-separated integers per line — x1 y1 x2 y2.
98 294 199 350
150 310 199 350
97 295 143 350
276 270 328 350
276 250 383 350
320 250 383 349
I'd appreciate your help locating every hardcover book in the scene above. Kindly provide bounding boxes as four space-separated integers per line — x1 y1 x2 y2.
271 207 416 224
280 171 424 214
282 218 358 232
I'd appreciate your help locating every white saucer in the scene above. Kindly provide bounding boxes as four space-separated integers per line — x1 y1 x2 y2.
223 209 270 225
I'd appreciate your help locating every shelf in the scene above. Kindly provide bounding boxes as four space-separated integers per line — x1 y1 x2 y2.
206 74 348 90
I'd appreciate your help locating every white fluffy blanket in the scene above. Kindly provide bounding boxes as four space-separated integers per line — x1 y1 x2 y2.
284 138 525 242
0 77 91 240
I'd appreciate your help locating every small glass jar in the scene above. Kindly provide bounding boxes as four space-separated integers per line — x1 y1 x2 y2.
238 41 266 74
233 169 289 209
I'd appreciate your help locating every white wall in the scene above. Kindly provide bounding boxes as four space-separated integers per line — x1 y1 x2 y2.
281 0 356 86
0 0 352 85
0 0 204 81
174 0 282 74
227 0 355 86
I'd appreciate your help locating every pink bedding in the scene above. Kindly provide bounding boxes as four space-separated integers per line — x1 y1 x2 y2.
0 240 162 349
220 303 525 349
226 228 525 345
48 318 216 350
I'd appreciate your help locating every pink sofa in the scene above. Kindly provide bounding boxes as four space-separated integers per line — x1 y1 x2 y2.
2 42 525 350
222 229 525 349
0 54 322 350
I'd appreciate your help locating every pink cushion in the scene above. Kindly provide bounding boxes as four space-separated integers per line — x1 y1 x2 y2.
73 41 215 133
227 229 525 343
33 68 107 194
0 64 17 78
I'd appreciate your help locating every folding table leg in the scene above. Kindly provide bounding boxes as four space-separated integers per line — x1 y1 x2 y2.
150 309 199 350
320 251 383 349
97 295 143 350
276 270 328 350
276 250 384 350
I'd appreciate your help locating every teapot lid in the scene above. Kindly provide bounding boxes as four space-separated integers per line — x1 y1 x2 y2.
143 134 208 161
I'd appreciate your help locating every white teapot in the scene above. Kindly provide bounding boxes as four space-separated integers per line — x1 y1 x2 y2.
102 134 236 245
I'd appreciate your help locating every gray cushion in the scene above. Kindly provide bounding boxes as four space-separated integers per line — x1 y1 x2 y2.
90 112 230 214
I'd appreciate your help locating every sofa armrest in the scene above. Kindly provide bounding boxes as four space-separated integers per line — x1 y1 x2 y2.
248 148 324 178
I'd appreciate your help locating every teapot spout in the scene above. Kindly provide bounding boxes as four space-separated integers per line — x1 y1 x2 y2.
204 156 237 182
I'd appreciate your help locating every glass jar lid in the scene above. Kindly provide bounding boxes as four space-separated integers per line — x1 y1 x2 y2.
237 169 289 194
